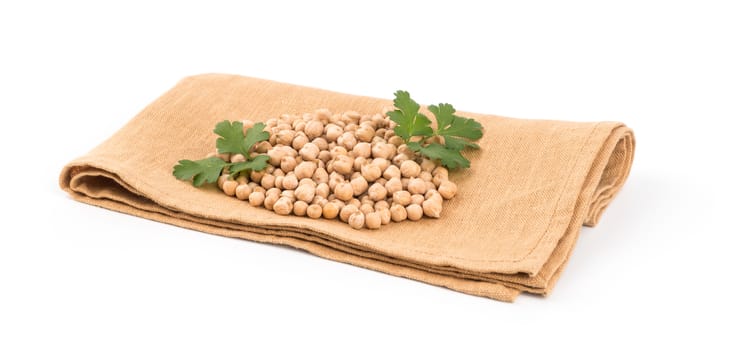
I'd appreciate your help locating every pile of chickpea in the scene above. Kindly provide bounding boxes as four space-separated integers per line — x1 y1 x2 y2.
213 109 458 230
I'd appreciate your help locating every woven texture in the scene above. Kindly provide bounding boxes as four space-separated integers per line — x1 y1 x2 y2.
59 74 635 302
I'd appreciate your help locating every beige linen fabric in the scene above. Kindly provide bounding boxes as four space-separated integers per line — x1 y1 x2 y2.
59 74 635 302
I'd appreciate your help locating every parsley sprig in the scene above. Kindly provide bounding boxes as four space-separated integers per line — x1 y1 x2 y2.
387 91 483 169
173 120 270 187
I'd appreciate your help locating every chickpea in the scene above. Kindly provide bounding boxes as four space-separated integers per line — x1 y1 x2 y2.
348 211 365 229
282 173 299 190
352 142 372 158
352 156 368 172
264 193 279 210
315 182 330 198
422 196 442 218
294 161 316 180
299 142 320 161
325 124 343 142
371 158 390 172
350 175 369 196
230 153 246 163
355 126 375 142
359 203 375 214
407 177 427 195
215 152 230 162
217 174 229 189
419 171 433 183
312 137 328 151
315 108 331 122
420 158 437 173
382 165 401 180
388 135 403 146
304 120 324 139
266 187 282 198
255 141 272 153
400 160 421 178
383 178 401 195
378 208 391 225
340 204 359 222
274 175 284 189
368 183 388 201
392 190 412 206
318 150 332 163
248 191 265 207
319 202 336 219
306 204 323 219
406 204 423 221
372 143 396 159
292 133 309 150
295 183 316 203
261 174 276 189
410 194 424 206
293 200 309 216
235 184 252 200
334 182 354 201
392 153 410 166
337 132 357 150
374 200 389 211
361 163 382 182
347 198 361 208
390 204 407 222
221 180 237 196
312 167 329 184
365 212 381 229
273 197 294 215
333 155 354 175
280 156 297 173
438 180 458 199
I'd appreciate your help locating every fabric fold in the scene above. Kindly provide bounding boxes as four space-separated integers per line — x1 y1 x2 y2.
60 74 634 302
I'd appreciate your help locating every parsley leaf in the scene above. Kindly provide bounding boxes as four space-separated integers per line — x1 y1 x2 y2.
173 157 227 187
408 142 470 170
387 91 433 141
389 91 484 170
174 120 271 187
429 103 483 150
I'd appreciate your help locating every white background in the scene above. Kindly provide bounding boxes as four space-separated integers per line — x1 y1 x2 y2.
1 1 734 349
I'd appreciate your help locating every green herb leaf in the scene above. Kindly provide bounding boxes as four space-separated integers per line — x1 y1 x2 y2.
387 90 433 141
413 143 470 170
214 120 248 155
229 154 270 177
173 157 227 187
429 103 483 150
241 122 270 155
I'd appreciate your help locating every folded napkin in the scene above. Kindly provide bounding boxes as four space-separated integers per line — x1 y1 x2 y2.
59 74 635 302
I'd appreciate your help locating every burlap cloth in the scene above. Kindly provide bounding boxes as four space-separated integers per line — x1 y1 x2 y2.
59 74 635 302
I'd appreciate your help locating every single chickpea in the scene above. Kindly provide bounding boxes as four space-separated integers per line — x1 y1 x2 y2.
292 133 309 151
299 142 320 161
276 129 295 145
340 204 359 223
407 177 427 195
217 174 229 189
368 183 388 201
392 153 410 166
352 142 372 158
318 150 332 164
312 167 329 184
392 190 412 206
337 132 357 150
312 137 328 151
360 203 375 214
422 196 443 218
372 143 396 159
222 180 238 197
406 204 423 221
371 158 390 172
295 183 316 203
334 182 354 201
325 124 343 142
389 204 407 222
304 120 324 139
293 200 309 216
419 171 433 183
333 155 354 175
280 156 297 173
315 182 330 198
230 153 246 163
388 135 403 146
320 202 338 219
374 200 390 211
352 156 368 172
365 212 381 229
378 208 391 225
421 158 437 173
361 163 382 182
261 174 276 189
266 187 282 198
294 161 316 180
235 184 252 200
263 193 279 210
382 165 401 180
350 175 369 196
282 173 299 190
400 160 421 178
273 197 294 215
255 141 273 153
355 126 375 142
306 204 323 219
437 180 458 199
348 212 365 229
